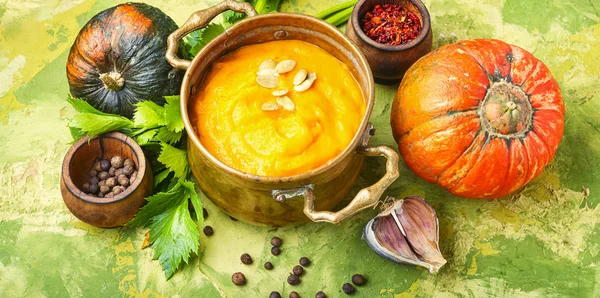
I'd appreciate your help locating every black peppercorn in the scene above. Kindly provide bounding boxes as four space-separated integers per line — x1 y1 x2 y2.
203 226 214 236
342 283 355 294
269 292 281 298
89 183 99 194
130 171 137 184
292 265 304 276
271 246 281 255
99 185 110 195
123 158 134 169
287 273 300 285
289 292 300 298
89 176 100 185
271 236 282 247
109 167 117 177
264 262 273 270
98 180 106 187
203 208 209 219
88 169 98 177
114 168 125 178
112 186 123 195
351 274 366 286
315 291 326 298
241 253 253 265
110 156 124 168
105 177 116 188
100 159 110 171
118 174 129 187
123 164 134 176
98 171 110 180
232 272 246 286
299 257 310 267
82 182 90 193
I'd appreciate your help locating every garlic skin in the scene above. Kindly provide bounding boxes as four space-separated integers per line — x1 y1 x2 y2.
363 196 447 273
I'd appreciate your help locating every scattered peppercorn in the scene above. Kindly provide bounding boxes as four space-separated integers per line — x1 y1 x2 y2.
289 292 300 298
241 253 253 265
203 226 214 236
264 262 273 270
232 272 246 286
292 265 304 276
342 283 355 295
269 292 281 298
299 257 310 267
315 291 326 298
287 273 300 285
271 236 282 247
351 274 366 286
271 246 281 255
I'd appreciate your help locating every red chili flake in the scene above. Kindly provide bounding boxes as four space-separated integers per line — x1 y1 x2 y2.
361 4 423 45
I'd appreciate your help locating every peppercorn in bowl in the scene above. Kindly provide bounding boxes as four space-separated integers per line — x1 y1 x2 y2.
60 131 153 228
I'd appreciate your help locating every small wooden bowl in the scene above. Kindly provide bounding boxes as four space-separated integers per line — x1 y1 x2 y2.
60 131 152 228
345 0 432 84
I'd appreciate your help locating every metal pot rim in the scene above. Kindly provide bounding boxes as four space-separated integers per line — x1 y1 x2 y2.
180 13 375 184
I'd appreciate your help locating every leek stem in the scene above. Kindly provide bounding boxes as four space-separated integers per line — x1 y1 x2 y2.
324 6 354 27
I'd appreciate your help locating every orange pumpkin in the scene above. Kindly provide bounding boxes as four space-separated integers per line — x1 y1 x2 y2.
391 39 565 199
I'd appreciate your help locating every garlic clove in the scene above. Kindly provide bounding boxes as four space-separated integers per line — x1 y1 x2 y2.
363 196 447 273
398 196 447 268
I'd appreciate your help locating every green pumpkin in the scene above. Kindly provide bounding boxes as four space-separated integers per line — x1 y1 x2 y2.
66 3 183 118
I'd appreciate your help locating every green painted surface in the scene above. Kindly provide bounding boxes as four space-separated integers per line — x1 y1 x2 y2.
1 0 599 297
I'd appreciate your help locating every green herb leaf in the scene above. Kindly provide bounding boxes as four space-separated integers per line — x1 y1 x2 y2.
127 181 188 228
69 113 134 138
134 128 158 146
164 96 184 133
134 101 166 128
181 180 203 223
184 23 226 58
150 201 199 280
67 96 112 116
158 142 189 179
154 169 172 187
156 127 182 145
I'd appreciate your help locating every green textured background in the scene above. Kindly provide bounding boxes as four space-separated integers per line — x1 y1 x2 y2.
1 0 599 297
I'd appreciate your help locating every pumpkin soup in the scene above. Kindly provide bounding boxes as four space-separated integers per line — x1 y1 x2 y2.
189 40 366 177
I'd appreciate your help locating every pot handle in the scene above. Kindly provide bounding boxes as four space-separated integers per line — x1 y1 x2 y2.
165 0 258 70
273 145 400 224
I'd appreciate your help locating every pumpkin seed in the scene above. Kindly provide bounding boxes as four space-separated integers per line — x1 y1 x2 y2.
259 59 277 70
256 74 279 88
256 68 279 77
276 96 295 111
261 101 279 111
293 77 314 92
275 60 296 74
272 88 289 97
293 69 308 85
307 72 317 82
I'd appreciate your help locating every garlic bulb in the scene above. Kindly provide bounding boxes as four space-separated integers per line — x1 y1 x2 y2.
363 196 447 273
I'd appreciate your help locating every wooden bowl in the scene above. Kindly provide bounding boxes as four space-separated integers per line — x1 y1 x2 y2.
345 0 433 84
60 132 152 228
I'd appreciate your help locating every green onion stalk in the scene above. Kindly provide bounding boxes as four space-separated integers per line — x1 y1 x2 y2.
316 0 358 27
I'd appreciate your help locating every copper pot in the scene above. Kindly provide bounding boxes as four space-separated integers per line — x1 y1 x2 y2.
165 0 400 226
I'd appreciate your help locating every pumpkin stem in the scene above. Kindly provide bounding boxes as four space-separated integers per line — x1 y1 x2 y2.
99 72 125 91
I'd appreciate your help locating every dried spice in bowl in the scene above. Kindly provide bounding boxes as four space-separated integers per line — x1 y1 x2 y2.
361 4 422 45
